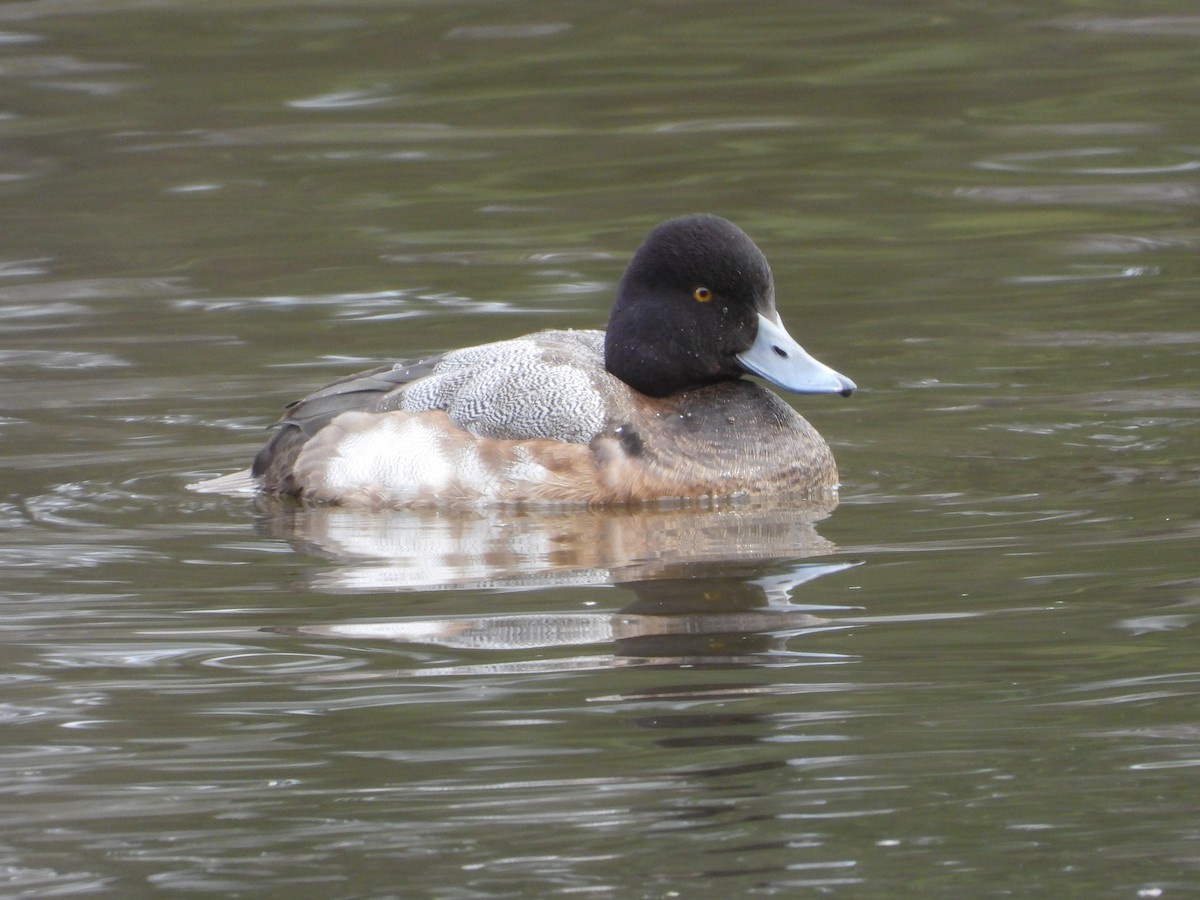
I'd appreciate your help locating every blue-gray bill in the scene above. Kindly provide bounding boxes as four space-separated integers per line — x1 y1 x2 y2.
736 313 856 397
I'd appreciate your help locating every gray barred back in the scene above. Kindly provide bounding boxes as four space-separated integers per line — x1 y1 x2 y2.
396 329 613 443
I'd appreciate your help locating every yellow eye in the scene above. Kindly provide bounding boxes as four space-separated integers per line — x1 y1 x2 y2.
693 286 713 302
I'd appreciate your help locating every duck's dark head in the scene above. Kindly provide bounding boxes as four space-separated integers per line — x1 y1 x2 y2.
604 214 855 399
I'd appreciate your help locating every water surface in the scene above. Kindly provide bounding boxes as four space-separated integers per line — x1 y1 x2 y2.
2 1 1199 896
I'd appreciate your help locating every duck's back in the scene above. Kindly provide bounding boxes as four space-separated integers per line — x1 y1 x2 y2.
389 329 614 441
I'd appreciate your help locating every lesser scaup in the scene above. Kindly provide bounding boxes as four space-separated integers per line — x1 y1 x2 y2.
193 215 855 506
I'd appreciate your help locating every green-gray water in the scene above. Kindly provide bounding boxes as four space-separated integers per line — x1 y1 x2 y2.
2 1 1198 896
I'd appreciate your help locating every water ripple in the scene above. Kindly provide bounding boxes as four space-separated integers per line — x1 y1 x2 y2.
646 117 808 134
953 183 1200 205
287 89 401 110
1054 16 1200 36
0 257 51 277
172 289 529 320
444 23 572 40
976 147 1200 176
202 652 359 673
1005 265 1158 284
0 348 129 369
0 277 187 302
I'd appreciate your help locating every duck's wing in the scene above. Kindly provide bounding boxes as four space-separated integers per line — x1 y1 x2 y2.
252 355 443 483
274 357 444 437
250 330 612 497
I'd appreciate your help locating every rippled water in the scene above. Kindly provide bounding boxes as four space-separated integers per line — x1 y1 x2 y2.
2 1 1199 896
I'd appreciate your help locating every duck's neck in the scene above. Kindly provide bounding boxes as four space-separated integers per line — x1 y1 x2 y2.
603 302 743 398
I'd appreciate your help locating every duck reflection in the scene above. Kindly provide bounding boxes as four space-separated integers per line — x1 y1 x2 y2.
283 564 857 666
284 560 856 656
255 494 842 591
258 496 860 665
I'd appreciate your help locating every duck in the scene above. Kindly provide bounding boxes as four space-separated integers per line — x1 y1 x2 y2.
191 214 855 507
